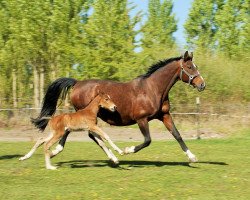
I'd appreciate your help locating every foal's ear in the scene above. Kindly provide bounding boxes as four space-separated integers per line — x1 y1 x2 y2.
190 52 193 61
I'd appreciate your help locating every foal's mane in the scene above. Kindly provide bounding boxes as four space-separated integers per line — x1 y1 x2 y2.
141 56 183 78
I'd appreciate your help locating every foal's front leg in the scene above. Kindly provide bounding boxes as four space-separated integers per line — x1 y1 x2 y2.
89 131 120 165
90 126 124 155
162 113 198 162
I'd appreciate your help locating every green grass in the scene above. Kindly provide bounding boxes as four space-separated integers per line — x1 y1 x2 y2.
0 130 250 200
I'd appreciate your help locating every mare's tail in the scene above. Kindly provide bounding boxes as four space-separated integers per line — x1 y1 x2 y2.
31 77 77 131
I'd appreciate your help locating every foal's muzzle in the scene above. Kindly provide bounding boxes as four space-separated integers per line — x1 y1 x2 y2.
110 105 117 112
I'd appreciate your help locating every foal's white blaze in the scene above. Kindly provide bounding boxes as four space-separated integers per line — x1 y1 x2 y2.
185 149 198 162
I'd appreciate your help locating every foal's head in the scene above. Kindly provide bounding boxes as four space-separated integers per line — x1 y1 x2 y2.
99 94 117 112
179 51 206 92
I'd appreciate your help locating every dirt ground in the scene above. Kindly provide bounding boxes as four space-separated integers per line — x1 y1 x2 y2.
0 123 223 142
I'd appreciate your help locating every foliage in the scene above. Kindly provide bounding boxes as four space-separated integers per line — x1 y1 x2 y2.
139 0 178 69
185 0 250 58
1 133 250 199
0 0 249 108
80 0 139 80
214 0 250 58
184 0 223 51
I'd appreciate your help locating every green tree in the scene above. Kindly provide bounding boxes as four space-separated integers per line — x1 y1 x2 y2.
184 0 224 52
215 0 250 57
80 0 139 80
0 0 90 107
140 0 177 68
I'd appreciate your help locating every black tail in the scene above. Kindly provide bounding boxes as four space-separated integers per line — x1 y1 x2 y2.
31 77 77 131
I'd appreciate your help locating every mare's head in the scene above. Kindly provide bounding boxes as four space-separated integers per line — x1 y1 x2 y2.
179 51 205 91
99 93 117 112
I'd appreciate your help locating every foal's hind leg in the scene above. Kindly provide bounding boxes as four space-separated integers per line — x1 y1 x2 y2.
44 133 62 170
50 130 70 158
19 133 53 161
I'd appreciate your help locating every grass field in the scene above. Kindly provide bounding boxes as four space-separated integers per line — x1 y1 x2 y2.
0 129 249 200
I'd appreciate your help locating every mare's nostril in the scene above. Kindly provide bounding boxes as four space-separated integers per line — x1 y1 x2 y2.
201 82 205 90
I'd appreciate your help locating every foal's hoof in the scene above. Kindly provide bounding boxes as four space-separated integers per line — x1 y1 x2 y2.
19 157 24 161
188 156 198 163
108 159 119 168
46 166 58 170
19 156 27 161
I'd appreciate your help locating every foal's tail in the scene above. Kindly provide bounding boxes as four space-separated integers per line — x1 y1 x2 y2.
31 77 77 132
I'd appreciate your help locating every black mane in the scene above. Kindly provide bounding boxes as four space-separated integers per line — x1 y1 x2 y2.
141 56 183 78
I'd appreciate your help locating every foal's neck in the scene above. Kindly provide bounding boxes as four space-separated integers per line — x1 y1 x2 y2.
80 95 101 116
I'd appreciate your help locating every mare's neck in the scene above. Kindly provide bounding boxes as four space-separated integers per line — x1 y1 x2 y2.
145 61 180 101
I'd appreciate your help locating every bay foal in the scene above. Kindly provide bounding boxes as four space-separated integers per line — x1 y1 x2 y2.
19 93 124 170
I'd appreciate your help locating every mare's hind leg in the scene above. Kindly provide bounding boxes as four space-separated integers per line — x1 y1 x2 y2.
19 133 53 161
44 133 62 170
89 131 119 165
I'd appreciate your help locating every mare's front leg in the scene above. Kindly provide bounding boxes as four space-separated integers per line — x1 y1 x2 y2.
161 113 198 162
124 118 151 154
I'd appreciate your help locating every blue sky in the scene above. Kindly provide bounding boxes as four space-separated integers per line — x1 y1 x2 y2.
129 0 193 46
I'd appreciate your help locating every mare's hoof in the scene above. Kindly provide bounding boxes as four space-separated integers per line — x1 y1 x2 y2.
124 146 135 154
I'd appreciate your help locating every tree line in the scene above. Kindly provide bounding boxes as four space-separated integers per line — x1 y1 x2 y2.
0 0 249 109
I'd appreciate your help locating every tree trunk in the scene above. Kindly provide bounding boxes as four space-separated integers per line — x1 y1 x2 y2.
33 66 40 108
64 71 70 108
12 69 17 108
51 63 56 81
39 67 44 105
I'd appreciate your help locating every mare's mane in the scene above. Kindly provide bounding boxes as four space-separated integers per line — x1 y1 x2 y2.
140 56 183 78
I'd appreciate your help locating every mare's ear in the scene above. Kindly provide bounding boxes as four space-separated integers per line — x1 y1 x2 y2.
184 51 189 62
184 51 193 62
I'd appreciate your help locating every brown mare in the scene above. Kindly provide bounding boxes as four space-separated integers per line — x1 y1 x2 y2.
20 93 124 169
32 51 205 165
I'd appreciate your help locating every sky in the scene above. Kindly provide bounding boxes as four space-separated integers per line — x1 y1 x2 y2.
129 0 194 47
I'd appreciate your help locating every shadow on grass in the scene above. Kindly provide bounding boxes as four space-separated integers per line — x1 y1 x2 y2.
56 159 228 169
0 154 22 160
